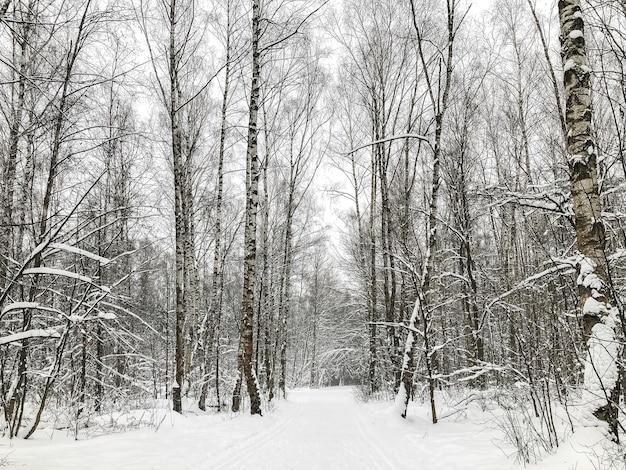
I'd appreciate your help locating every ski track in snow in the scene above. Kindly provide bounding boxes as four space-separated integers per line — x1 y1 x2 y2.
201 387 402 470
350 406 402 470
191 399 306 470
1 386 538 469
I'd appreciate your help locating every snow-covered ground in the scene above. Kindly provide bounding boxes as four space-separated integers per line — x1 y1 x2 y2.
0 387 618 469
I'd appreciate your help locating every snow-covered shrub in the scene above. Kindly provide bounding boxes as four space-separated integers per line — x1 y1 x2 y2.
491 383 570 465
585 439 626 470
354 383 394 403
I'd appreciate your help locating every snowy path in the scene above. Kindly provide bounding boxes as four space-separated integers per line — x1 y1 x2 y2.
197 388 403 470
1 387 522 470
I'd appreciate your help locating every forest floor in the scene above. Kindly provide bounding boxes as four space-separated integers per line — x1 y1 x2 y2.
0 387 618 469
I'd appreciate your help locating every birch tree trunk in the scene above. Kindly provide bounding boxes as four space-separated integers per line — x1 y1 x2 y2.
234 0 262 416
368 144 378 394
261 156 275 401
182 147 199 392
309 256 320 387
559 0 622 438
397 0 456 421
0 1 32 287
198 1 234 412
277 188 294 399
168 0 186 414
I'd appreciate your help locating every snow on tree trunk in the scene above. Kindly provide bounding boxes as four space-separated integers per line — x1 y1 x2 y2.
394 295 421 417
168 0 187 415
396 0 456 421
0 16 29 288
235 0 263 416
558 0 622 437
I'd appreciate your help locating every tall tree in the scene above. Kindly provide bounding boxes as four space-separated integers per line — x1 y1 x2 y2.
168 0 187 415
198 0 239 413
559 0 622 438
234 0 263 416
396 0 458 421
138 0 207 414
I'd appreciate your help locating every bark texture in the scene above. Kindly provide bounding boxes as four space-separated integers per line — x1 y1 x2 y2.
559 0 621 438
169 0 185 414
235 0 262 416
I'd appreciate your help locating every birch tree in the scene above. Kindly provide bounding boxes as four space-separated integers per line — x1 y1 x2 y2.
332 0 420 394
559 0 622 437
233 0 263 415
0 0 35 288
233 0 325 413
1 0 98 436
198 0 241 413
396 0 459 421
137 0 209 413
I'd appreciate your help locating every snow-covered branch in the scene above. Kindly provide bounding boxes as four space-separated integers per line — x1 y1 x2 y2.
481 257 578 329
0 328 61 345
22 267 110 292
46 242 111 265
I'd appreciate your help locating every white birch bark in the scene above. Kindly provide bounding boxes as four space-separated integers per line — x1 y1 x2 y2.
559 0 621 436
235 0 263 416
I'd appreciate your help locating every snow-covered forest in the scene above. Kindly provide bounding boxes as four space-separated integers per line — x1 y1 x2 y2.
1 0 626 468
